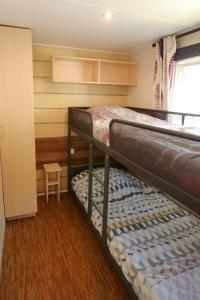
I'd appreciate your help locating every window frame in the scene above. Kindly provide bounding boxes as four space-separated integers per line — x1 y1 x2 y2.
175 43 200 61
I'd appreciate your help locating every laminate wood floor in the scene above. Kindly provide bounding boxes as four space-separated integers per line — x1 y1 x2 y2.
0 194 131 300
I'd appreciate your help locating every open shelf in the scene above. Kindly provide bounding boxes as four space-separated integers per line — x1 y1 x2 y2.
52 56 99 84
51 56 138 86
99 60 138 85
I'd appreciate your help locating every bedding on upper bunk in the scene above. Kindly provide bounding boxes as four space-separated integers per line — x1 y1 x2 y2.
110 123 200 199
71 167 200 300
87 105 200 145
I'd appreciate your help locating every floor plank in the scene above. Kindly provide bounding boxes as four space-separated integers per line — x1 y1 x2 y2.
0 194 131 300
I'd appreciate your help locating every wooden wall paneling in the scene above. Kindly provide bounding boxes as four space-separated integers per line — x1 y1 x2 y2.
36 137 68 168
35 109 68 124
34 78 128 95
35 123 67 138
35 136 104 193
128 64 138 84
0 26 37 218
34 94 127 108
33 44 130 193
33 61 51 78
35 136 104 169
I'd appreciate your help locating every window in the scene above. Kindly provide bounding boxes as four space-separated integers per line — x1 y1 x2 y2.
169 56 200 127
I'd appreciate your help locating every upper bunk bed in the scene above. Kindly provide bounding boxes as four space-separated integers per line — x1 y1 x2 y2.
68 105 200 214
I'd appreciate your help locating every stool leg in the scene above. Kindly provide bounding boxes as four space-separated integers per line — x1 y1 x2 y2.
57 172 60 202
46 173 49 203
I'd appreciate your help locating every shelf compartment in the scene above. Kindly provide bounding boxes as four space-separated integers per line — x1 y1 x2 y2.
52 56 99 83
99 60 138 85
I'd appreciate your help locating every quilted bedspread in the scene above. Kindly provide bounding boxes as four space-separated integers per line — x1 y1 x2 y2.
87 106 200 145
72 168 200 300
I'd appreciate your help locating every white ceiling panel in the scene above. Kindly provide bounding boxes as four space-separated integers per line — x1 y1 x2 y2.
0 0 199 51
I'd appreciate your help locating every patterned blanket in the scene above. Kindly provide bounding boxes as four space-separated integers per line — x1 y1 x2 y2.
72 167 200 300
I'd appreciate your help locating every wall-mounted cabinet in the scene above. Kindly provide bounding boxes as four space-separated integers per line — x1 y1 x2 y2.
51 56 138 86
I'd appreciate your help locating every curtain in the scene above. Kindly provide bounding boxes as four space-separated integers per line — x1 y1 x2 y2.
153 36 176 110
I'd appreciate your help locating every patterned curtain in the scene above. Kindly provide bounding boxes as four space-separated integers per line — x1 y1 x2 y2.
153 36 176 110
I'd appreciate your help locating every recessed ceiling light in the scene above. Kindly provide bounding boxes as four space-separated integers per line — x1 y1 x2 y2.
102 11 114 21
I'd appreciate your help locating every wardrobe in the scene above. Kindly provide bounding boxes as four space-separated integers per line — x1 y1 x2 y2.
0 26 37 219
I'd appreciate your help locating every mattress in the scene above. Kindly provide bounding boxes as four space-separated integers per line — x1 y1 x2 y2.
87 106 200 145
71 167 200 300
110 123 200 199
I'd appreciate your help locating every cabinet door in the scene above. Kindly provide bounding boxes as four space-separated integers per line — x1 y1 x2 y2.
0 26 37 218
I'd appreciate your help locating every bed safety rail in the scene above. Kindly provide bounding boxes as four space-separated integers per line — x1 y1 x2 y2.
130 107 200 125
110 119 200 214
68 107 93 138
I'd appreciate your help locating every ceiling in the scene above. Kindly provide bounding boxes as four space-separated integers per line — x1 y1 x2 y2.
0 0 200 52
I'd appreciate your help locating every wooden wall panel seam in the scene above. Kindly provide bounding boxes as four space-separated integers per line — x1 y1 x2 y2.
34 76 50 79
34 92 128 96
34 107 68 111
33 59 50 62
35 122 67 124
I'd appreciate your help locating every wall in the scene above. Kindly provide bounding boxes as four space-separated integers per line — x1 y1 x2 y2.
127 44 155 108
33 44 130 193
128 30 200 108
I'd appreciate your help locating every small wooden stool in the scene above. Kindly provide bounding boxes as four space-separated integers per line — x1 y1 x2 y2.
43 163 62 203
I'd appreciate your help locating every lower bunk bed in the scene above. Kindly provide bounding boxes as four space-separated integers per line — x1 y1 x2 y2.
68 105 200 300
71 167 200 300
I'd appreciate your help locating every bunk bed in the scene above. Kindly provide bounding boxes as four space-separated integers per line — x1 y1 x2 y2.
67 106 200 300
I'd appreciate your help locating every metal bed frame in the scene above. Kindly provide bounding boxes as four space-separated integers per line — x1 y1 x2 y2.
67 106 200 300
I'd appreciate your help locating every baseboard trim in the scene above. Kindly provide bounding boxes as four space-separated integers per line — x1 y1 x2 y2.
6 213 37 221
